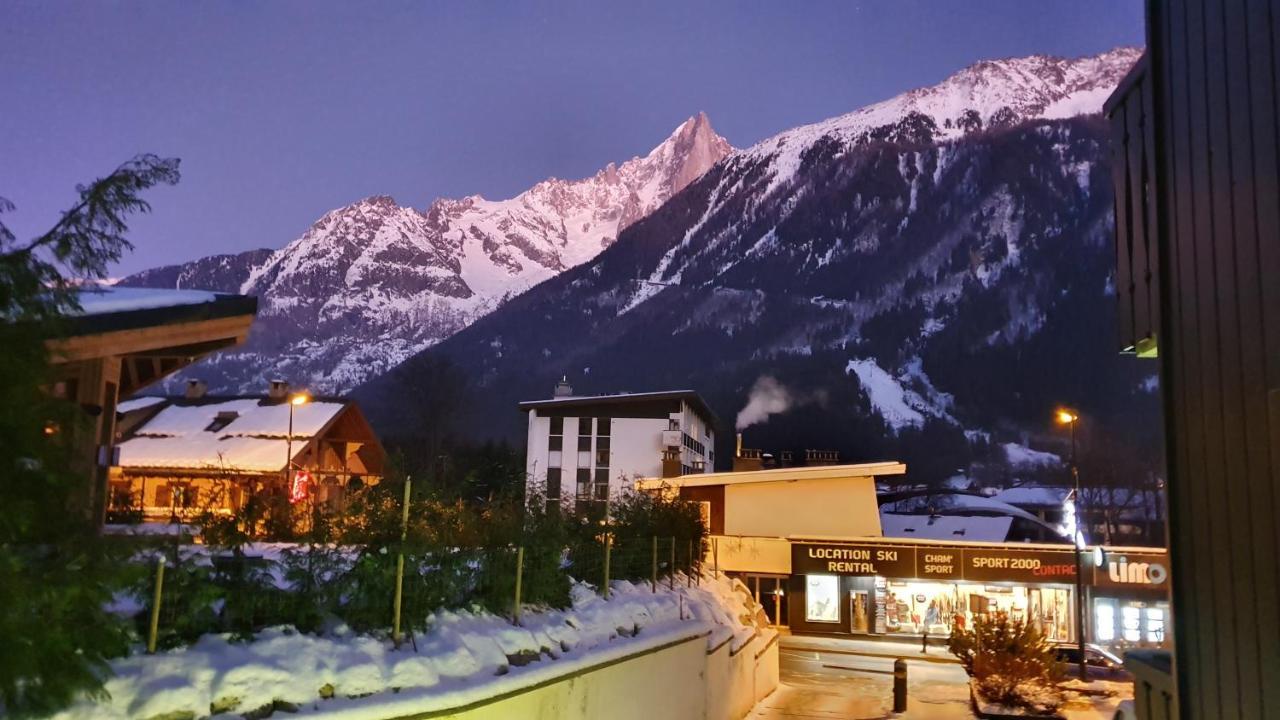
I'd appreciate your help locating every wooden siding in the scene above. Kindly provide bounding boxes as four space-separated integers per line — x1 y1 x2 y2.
1107 52 1161 357
1116 0 1280 715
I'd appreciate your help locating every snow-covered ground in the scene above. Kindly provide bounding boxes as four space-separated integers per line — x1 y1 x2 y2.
52 572 768 720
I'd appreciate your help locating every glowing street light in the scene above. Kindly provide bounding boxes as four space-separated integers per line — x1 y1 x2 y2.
286 392 311 502
1054 407 1086 679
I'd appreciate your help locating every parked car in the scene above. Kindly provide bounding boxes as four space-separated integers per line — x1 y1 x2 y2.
1052 643 1132 681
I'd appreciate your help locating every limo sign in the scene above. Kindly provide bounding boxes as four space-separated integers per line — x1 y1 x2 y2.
1092 553 1171 589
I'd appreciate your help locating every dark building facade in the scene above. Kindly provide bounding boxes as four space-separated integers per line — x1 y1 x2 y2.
1107 1 1280 716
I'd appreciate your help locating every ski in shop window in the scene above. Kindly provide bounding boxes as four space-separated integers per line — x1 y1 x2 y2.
806 575 840 623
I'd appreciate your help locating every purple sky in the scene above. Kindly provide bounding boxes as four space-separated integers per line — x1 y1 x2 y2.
1 1 1143 276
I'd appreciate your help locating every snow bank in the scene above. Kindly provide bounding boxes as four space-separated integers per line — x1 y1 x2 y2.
51 573 767 720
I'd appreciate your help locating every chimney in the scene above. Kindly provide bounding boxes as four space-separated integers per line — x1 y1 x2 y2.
185 379 208 400
804 449 841 467
268 379 290 401
732 432 764 473
553 376 573 398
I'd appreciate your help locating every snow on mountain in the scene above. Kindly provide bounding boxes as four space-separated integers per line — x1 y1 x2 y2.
123 113 732 393
736 47 1141 198
358 47 1158 482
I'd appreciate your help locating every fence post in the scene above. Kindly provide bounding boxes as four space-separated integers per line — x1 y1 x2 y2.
602 535 612 600
651 536 658 593
669 536 676 591
392 476 412 649
714 536 720 578
688 538 694 587
146 555 166 654
512 546 525 625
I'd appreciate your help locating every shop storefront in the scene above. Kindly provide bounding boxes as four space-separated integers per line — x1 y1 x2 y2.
789 541 1083 641
1091 550 1171 649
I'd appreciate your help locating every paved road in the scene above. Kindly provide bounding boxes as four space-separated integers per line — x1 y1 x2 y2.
749 638 975 719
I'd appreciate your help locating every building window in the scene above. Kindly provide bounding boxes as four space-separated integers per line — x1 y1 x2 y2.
546 468 561 499
548 415 564 472
576 468 591 497
578 417 592 436
578 435 592 452
595 419 610 468
806 575 841 623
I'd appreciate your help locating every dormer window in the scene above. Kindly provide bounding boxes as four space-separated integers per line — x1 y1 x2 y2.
205 411 239 433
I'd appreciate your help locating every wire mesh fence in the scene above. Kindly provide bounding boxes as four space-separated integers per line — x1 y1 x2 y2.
122 530 707 653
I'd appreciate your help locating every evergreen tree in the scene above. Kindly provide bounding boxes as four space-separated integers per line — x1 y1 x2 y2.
0 155 180 717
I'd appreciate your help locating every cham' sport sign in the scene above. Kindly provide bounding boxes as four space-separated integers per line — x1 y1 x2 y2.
792 542 1080 584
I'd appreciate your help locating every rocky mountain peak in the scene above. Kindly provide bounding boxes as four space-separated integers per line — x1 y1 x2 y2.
121 115 733 394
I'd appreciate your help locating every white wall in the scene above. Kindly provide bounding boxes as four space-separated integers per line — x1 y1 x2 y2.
724 476 883 538
342 629 779 720
526 401 717 504
607 416 667 491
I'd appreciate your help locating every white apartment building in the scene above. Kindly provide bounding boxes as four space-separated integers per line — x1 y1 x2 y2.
520 382 718 509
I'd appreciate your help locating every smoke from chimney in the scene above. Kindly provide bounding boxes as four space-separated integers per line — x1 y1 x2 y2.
735 376 792 430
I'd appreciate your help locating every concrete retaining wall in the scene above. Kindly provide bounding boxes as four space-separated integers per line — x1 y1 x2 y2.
388 628 780 720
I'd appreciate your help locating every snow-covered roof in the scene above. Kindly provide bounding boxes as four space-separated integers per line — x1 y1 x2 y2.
880 513 1014 543
519 389 718 425
636 461 905 490
991 486 1071 508
71 286 224 316
117 396 166 413
117 397 347 473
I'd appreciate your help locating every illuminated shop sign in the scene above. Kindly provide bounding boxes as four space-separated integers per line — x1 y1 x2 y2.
793 543 1171 590
793 543 1079 584
1093 553 1170 589
796 543 916 577
961 548 1078 582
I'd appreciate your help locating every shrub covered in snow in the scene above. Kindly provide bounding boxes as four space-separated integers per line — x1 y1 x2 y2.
948 611 1064 714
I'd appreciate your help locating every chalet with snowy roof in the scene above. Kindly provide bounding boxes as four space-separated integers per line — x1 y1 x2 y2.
109 380 384 522
36 286 257 524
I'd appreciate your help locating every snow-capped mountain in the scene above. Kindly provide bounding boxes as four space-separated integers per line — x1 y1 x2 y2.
118 113 732 392
358 47 1160 481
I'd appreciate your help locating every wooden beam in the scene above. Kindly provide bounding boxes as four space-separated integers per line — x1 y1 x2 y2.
47 314 253 363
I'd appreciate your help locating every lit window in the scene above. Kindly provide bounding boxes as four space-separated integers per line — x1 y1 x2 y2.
1093 600 1116 642
806 575 840 623
1122 606 1141 643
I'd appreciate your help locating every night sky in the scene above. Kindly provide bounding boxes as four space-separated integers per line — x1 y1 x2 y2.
1 1 1143 275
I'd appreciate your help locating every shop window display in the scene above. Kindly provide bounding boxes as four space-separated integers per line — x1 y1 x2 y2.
1092 597 1170 649
806 575 840 623
882 580 1073 641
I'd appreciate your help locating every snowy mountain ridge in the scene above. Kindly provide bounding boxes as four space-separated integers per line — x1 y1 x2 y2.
121 113 732 392
357 46 1155 481
738 47 1141 196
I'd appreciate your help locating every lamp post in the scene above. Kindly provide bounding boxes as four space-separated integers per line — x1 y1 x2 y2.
1056 408 1087 680
286 392 310 495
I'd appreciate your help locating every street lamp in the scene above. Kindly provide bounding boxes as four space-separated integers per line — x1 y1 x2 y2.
1055 407 1087 680
286 392 310 496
